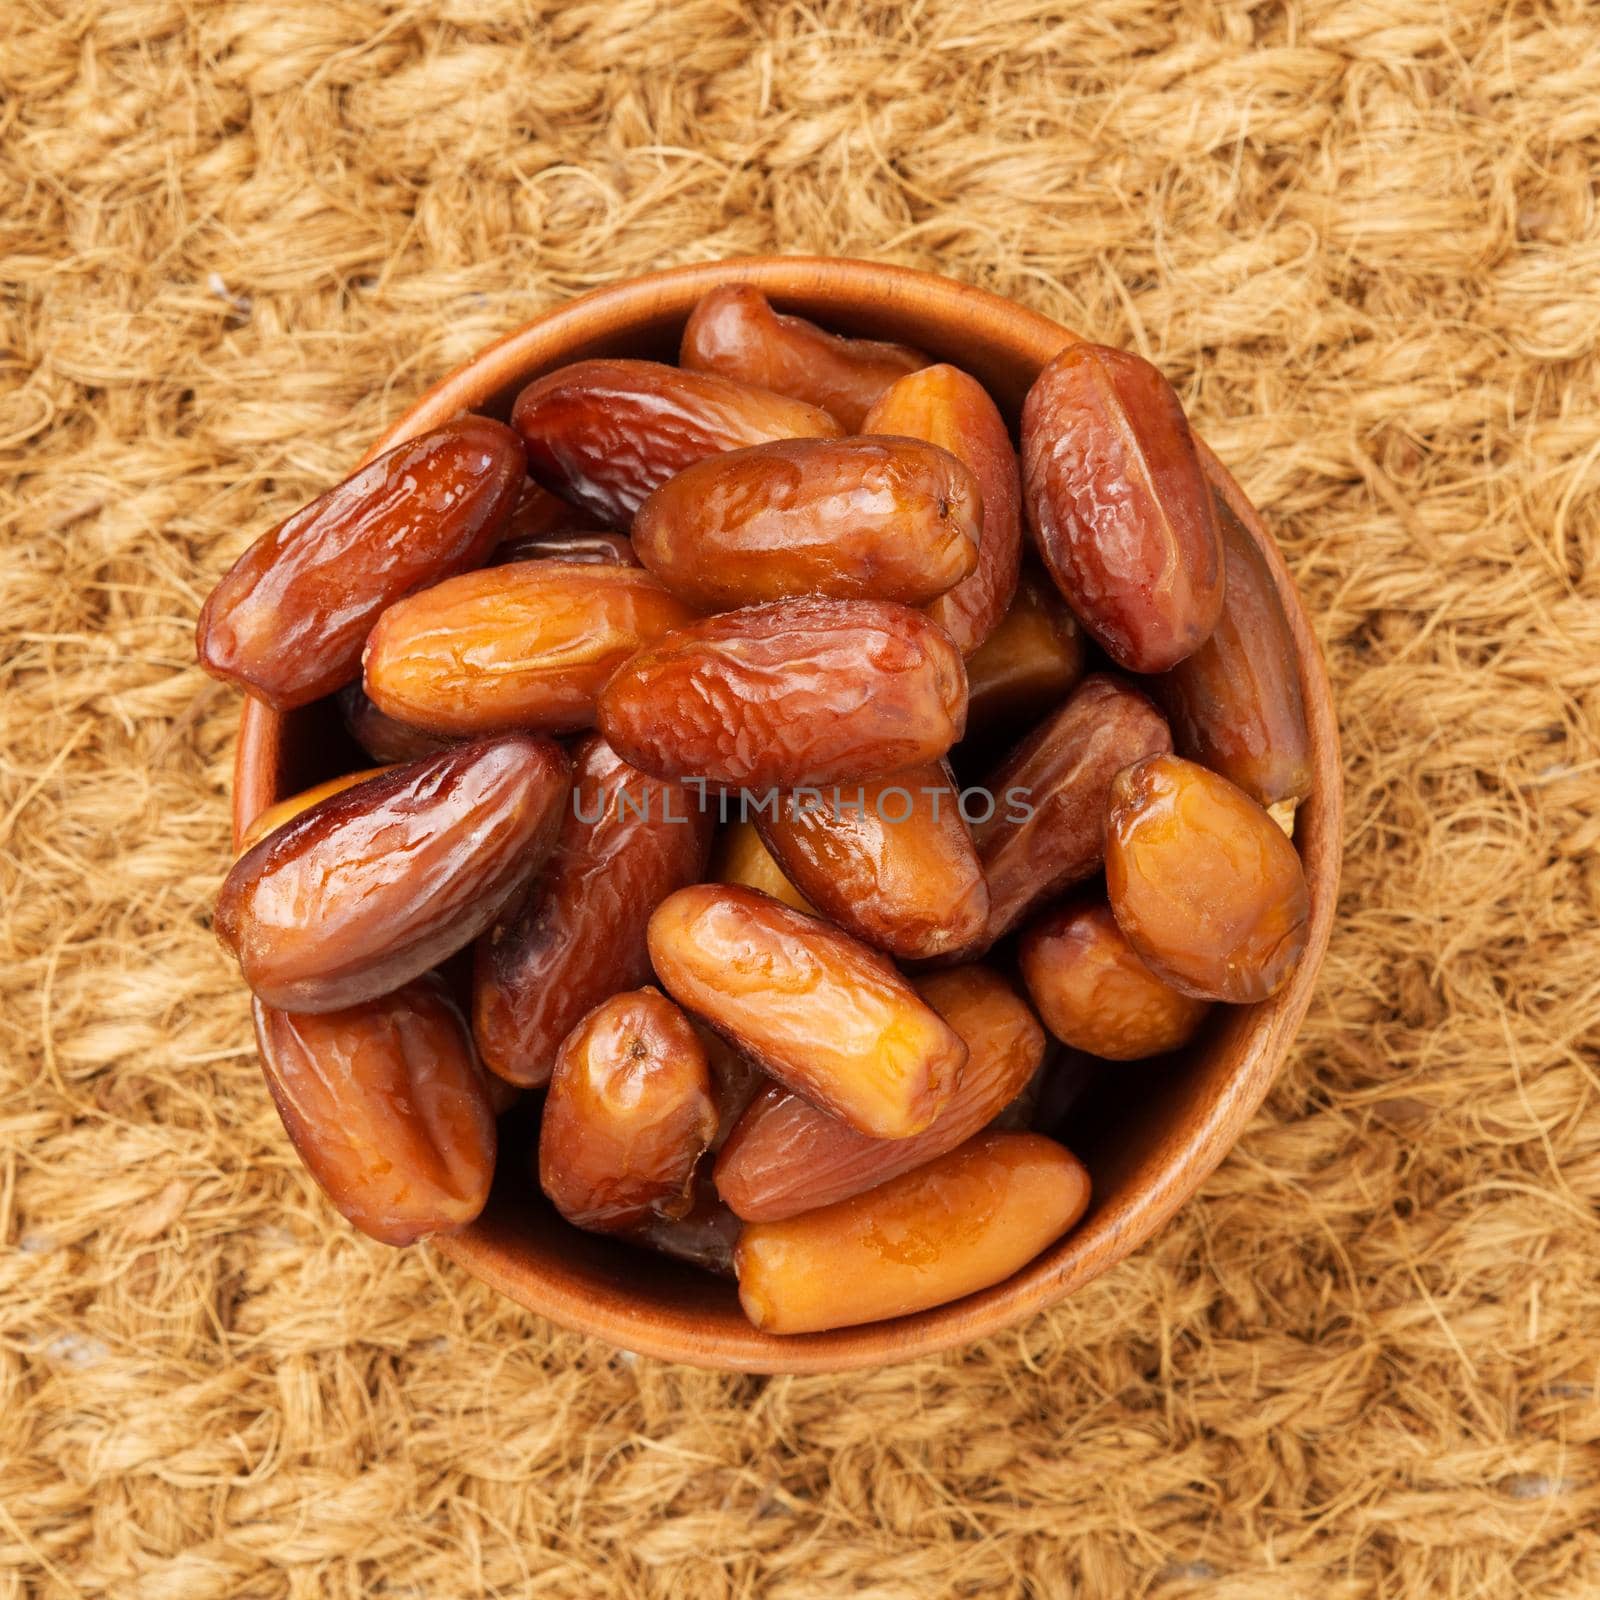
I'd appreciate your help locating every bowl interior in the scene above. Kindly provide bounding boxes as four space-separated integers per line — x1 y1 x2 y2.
233 258 1341 1373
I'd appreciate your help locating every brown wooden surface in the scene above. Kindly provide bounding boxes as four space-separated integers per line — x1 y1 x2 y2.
233 257 1342 1373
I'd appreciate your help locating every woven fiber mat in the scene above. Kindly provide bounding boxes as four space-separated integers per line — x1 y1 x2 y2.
4 3 1598 1596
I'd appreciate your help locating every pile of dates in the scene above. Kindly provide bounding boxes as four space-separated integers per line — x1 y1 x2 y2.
200 283 1313 1337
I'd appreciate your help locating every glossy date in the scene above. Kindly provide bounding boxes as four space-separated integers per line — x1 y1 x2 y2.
197 417 523 709
362 561 696 737
473 735 713 1087
862 363 1022 655
599 597 968 789
512 358 841 526
647 884 966 1140
251 976 496 1245
973 673 1171 942
216 734 570 1012
734 1130 1091 1334
714 964 1045 1221
754 762 989 962
679 284 926 430
1157 490 1312 810
1022 343 1223 672
1018 895 1209 1059
539 987 717 1232
631 436 980 610
1105 754 1310 1003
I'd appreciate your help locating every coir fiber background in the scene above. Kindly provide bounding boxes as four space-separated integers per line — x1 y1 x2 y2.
4 2 1599 1595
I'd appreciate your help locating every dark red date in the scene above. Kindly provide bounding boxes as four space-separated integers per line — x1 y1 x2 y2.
512 358 841 526
197 417 523 709
216 734 571 1012
1022 343 1223 672
972 673 1171 942
599 597 968 789
473 735 714 1087
680 284 926 430
1157 490 1312 810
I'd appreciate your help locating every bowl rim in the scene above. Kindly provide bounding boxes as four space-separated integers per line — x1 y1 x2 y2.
231 255 1343 1373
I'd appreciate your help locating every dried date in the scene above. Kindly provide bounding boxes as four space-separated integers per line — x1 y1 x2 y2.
197 417 523 709
647 884 966 1139
754 763 988 962
539 988 717 1232
237 766 390 855
1105 754 1310 1002
973 673 1171 942
679 284 926 430
963 564 1086 730
362 561 696 737
1018 896 1209 1059
631 436 980 610
1157 491 1312 809
512 358 841 526
1022 343 1223 672
473 735 713 1087
338 680 457 764
599 597 968 789
863 363 1022 655
216 734 570 1012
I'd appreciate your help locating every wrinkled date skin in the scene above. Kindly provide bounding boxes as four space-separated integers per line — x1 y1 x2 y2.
963 564 1087 730
512 358 841 527
494 532 642 568
600 597 968 789
863 363 1023 656
754 762 989 962
251 976 496 1246
1018 896 1209 1060
216 734 571 1012
1158 492 1313 809
735 1130 1091 1334
539 987 717 1232
1106 754 1310 1003
338 680 457 764
709 819 815 914
973 673 1171 942
715 964 1045 1222
1022 343 1224 672
680 284 927 431
474 735 713 1087
197 417 524 709
648 884 967 1140
362 561 697 737
631 436 981 610
629 1174 743 1277
237 765 391 856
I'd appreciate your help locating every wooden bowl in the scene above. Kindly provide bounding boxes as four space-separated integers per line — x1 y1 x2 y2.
232 257 1341 1374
